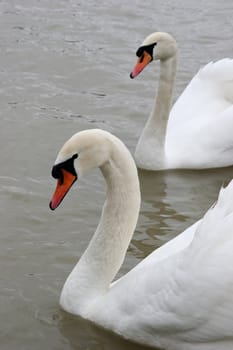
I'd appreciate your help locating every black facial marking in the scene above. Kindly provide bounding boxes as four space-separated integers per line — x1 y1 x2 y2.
136 43 157 58
51 154 78 184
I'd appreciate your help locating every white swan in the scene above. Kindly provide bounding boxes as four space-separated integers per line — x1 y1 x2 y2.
130 32 233 170
50 129 233 350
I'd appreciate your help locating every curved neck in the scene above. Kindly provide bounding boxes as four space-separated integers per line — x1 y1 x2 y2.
135 55 177 169
60 142 141 315
152 56 177 139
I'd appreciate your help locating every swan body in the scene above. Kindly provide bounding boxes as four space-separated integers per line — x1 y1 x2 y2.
130 32 233 170
50 129 233 350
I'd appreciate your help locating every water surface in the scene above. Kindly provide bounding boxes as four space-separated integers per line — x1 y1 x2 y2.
0 1 233 349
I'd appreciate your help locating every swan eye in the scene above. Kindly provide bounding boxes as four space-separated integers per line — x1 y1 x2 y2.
52 165 63 180
51 154 78 183
136 46 144 57
136 43 156 59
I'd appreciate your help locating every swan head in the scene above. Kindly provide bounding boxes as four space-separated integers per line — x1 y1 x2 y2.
130 32 177 78
49 129 112 210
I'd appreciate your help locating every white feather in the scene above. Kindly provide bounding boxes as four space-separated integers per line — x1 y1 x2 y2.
51 129 233 350
132 32 233 170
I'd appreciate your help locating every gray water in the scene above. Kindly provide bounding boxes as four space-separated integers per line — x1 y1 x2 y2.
0 1 233 349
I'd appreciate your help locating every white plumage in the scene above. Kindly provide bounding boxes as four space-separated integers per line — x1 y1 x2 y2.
50 129 233 350
130 32 233 170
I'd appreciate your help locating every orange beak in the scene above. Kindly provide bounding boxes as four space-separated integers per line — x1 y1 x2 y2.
130 51 152 79
49 169 77 210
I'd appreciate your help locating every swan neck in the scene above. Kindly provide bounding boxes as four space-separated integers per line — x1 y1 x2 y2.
60 141 140 314
152 55 177 139
85 158 140 284
135 55 177 169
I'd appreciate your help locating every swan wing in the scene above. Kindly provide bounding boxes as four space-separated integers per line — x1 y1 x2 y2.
90 181 233 348
169 58 233 126
166 59 233 168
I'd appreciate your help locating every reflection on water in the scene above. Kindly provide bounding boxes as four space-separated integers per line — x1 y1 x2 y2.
1 0 233 349
59 311 156 350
